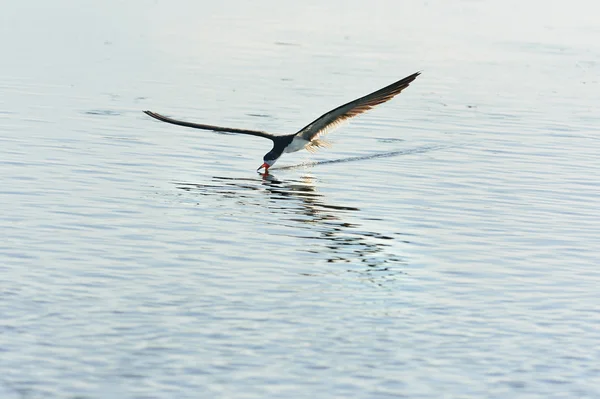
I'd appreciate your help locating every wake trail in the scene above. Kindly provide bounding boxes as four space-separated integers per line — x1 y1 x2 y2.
273 143 457 171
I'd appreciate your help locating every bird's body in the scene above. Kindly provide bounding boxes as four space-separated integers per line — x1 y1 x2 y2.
284 136 311 153
144 71 420 173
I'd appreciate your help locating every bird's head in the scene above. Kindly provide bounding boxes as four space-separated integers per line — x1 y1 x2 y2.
257 151 278 173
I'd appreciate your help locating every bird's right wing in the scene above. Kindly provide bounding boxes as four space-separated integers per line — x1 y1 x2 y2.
295 72 420 142
144 111 275 140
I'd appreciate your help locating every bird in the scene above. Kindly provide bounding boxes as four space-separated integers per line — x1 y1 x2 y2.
144 71 420 173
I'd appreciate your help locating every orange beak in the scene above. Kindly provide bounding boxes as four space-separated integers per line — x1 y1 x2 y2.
257 163 270 173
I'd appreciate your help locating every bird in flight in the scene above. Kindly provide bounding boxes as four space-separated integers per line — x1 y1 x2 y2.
144 71 420 173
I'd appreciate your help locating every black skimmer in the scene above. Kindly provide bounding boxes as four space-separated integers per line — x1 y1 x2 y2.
144 71 420 173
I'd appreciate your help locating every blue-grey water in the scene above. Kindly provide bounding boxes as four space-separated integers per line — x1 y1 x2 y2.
2 0 599 398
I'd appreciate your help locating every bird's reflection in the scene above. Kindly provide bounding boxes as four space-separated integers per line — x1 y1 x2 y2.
174 173 407 283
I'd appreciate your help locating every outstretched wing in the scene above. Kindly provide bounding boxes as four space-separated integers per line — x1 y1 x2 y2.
295 72 420 141
144 111 275 140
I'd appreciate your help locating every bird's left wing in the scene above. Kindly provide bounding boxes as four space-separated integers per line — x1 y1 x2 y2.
144 111 275 140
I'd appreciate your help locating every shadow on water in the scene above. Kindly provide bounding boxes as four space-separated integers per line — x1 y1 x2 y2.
174 174 409 283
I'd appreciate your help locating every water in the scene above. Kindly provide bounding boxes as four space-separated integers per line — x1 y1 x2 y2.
1 0 599 397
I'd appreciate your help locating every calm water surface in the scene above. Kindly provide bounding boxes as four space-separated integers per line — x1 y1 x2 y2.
1 0 599 398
